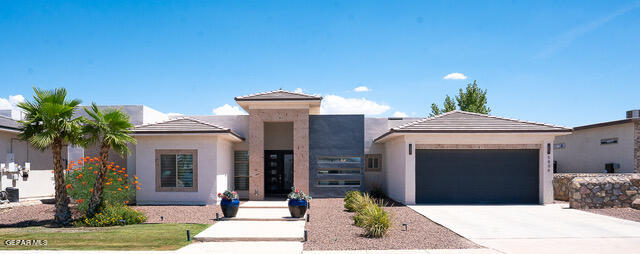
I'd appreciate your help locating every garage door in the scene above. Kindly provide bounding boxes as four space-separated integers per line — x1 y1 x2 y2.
415 149 539 204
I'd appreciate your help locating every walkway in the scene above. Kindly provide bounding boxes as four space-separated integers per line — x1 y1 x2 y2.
188 200 305 254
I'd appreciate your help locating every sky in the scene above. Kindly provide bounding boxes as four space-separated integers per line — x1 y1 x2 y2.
1 1 639 127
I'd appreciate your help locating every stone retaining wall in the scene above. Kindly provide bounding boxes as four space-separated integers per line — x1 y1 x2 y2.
568 174 640 209
553 173 635 201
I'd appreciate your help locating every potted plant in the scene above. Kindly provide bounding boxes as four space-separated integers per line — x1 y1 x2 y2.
287 186 311 218
218 190 239 218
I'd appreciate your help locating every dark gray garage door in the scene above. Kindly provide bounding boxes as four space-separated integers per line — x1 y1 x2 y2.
415 149 539 204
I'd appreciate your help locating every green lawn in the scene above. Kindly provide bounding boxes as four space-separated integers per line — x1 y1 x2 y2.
0 223 210 250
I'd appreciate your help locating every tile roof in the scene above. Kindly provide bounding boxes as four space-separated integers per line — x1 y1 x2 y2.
235 89 322 101
133 117 244 140
0 115 20 132
375 110 571 142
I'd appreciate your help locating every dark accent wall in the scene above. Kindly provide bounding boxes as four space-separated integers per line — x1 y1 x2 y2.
309 115 365 197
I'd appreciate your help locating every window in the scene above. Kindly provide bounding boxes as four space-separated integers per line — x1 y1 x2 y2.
553 143 566 149
317 180 360 186
365 154 382 172
317 156 361 163
155 149 197 192
234 151 249 190
318 168 360 175
600 138 618 145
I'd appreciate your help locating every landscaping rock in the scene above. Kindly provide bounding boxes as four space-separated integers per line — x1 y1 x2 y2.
632 199 640 210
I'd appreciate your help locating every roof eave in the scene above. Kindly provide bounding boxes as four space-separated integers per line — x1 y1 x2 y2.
132 130 245 141
234 97 322 101
374 129 573 143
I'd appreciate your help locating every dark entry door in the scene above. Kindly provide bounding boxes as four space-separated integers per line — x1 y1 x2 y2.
415 149 539 204
265 150 294 195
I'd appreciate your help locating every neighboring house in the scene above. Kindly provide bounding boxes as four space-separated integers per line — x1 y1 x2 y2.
554 110 640 174
0 115 55 199
0 105 169 200
128 89 571 205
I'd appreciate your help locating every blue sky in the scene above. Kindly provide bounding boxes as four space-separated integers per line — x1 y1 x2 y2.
1 1 639 127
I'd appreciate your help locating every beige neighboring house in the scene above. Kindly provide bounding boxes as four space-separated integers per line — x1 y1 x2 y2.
0 115 55 199
554 110 640 173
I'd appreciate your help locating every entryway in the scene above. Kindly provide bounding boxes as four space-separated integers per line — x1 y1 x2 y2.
264 150 294 197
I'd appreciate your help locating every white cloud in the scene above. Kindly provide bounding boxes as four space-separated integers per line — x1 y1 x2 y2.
320 95 390 115
294 88 303 93
443 73 467 80
0 94 25 119
353 86 370 92
212 104 247 115
392 111 408 117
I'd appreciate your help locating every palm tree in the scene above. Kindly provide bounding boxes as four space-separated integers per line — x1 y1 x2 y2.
18 87 83 226
82 103 136 218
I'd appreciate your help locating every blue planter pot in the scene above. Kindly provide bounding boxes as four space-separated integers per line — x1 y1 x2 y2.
288 199 308 218
220 199 239 218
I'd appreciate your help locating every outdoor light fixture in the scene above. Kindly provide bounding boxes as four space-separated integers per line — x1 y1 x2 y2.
304 230 308 242
216 213 220 221
408 144 412 155
306 214 310 222
402 223 408 231
186 230 191 241
160 216 164 221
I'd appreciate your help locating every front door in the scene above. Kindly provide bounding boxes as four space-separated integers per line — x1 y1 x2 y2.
264 150 294 196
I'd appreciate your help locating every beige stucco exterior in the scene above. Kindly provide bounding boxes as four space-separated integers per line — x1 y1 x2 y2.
0 130 57 199
134 134 236 205
554 122 635 173
379 133 562 205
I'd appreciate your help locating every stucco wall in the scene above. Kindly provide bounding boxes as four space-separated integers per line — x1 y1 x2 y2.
216 139 233 198
383 137 407 203
0 131 56 198
383 133 557 205
309 115 364 198
135 134 225 205
554 123 635 173
264 122 293 150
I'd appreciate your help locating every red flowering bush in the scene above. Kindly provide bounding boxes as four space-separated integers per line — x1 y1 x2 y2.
217 190 238 200
64 156 141 213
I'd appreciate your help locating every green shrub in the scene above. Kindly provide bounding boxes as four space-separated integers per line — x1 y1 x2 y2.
345 191 368 212
64 156 141 213
353 198 390 238
368 184 386 199
76 204 147 227
344 190 361 211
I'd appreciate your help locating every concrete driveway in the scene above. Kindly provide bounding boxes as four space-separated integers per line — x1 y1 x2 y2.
409 204 640 254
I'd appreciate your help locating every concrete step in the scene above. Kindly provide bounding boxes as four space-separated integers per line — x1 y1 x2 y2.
193 221 306 242
240 201 288 208
221 208 304 221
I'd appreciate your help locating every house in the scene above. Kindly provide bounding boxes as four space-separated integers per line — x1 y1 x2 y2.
554 110 640 173
129 89 571 205
0 115 55 199
0 105 169 200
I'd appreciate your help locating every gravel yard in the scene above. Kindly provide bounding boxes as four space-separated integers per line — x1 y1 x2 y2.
303 198 482 251
583 208 640 223
0 202 221 227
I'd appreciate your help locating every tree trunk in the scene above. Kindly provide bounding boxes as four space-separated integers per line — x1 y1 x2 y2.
86 141 110 218
52 139 72 226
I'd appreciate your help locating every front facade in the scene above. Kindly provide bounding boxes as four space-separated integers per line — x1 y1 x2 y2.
0 89 572 205
554 110 640 173
128 90 571 205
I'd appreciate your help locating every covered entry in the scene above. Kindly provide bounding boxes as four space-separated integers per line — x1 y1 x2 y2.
415 149 539 204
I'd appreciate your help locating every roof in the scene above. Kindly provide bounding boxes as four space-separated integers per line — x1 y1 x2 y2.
375 110 571 142
0 115 20 132
133 117 245 140
573 118 638 131
235 89 322 101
